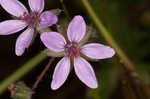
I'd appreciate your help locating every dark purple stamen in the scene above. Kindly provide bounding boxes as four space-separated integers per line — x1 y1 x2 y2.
19 12 39 27
65 42 80 58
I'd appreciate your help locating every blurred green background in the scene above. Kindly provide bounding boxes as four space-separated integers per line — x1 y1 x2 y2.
0 0 150 99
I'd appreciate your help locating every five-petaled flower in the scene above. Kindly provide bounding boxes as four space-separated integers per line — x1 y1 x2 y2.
0 0 58 56
40 15 115 90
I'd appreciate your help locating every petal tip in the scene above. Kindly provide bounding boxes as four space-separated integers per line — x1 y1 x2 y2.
109 47 116 57
74 15 84 20
15 43 25 56
89 81 98 89
15 48 24 56
86 78 98 89
51 82 59 90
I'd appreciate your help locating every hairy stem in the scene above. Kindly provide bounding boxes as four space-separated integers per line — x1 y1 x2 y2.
81 0 150 98
81 0 135 72
32 57 55 90
0 52 47 94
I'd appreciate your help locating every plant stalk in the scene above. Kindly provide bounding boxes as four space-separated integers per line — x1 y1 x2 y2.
81 0 135 72
32 57 55 90
0 52 47 94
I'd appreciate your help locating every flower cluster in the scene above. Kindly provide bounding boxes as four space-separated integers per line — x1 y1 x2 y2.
0 0 115 90
0 0 58 56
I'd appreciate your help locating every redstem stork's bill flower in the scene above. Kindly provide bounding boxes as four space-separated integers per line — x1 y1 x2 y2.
0 0 58 56
40 15 115 90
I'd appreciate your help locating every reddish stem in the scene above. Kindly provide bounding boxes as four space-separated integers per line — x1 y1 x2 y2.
32 57 55 90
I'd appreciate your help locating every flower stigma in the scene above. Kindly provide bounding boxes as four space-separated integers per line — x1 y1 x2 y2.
65 42 80 58
19 12 39 27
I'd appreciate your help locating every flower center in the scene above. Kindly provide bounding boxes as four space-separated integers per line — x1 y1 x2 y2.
19 12 39 27
65 42 80 58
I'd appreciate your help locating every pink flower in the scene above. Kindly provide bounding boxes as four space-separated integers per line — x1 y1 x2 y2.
0 0 58 56
40 16 115 90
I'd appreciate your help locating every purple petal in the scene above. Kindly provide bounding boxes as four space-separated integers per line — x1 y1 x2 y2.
40 32 66 52
39 11 58 28
67 15 86 43
15 27 34 56
74 57 98 88
51 56 70 90
1 0 28 17
0 20 27 35
28 0 44 14
81 43 115 59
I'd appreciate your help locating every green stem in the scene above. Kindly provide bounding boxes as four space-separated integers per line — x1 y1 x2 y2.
0 52 47 94
81 0 135 72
